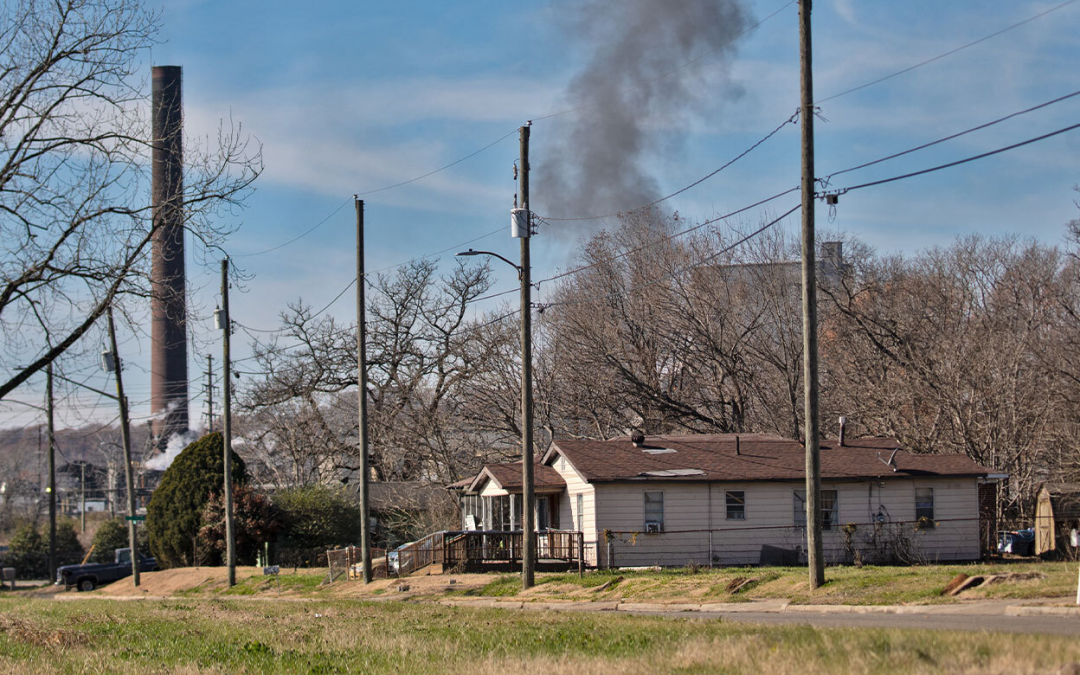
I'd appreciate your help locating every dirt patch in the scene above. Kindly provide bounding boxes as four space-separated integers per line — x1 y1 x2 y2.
95 566 264 596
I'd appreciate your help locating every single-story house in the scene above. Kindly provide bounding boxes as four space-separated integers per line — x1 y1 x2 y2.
453 433 999 567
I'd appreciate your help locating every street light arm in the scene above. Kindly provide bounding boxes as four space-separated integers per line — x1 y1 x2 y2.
456 249 523 279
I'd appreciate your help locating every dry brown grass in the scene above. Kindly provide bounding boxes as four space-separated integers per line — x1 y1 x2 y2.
2 595 1080 674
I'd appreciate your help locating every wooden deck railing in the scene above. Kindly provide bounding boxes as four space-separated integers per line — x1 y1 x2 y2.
382 529 584 577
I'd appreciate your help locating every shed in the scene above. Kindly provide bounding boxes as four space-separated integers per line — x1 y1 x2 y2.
1034 483 1080 556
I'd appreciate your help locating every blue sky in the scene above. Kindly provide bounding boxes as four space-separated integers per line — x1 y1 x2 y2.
3 0 1080 431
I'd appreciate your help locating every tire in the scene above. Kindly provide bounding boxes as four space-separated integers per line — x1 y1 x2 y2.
78 578 95 592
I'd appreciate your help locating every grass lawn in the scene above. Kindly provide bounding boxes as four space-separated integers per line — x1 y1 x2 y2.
1 596 1079 674
461 560 1079 605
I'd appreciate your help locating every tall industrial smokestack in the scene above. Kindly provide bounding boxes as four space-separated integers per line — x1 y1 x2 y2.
150 66 189 447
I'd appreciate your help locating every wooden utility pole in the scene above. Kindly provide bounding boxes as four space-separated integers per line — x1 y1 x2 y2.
80 463 86 533
799 0 824 589
46 364 56 582
356 197 372 584
107 307 140 587
520 124 535 590
220 259 236 587
205 354 214 433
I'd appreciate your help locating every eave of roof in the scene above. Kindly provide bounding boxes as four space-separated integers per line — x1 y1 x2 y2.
548 433 994 484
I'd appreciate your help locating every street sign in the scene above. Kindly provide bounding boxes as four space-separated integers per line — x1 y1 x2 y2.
263 565 280 576
125 515 146 522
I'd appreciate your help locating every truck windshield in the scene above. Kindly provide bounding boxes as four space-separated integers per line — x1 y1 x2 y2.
117 550 131 564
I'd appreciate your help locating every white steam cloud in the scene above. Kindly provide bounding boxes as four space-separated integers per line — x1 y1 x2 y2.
145 430 199 471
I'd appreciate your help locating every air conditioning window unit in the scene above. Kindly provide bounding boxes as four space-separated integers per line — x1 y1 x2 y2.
645 521 662 534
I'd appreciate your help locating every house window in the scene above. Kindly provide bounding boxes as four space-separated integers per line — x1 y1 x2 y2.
794 489 838 530
915 487 935 528
644 491 664 532
726 491 746 520
576 493 584 533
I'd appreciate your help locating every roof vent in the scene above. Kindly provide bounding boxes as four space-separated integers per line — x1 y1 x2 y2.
631 431 646 447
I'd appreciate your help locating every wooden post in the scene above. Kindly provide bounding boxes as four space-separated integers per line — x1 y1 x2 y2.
578 532 584 578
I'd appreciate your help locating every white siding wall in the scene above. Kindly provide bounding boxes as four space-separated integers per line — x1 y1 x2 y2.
591 477 982 567
478 481 508 497
549 454 598 564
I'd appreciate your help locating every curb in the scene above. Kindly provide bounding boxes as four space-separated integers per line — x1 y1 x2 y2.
435 597 1080 618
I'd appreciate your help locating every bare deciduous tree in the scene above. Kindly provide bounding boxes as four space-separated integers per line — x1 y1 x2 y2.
0 0 261 398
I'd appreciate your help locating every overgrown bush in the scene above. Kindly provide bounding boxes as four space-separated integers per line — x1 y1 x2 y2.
89 518 149 563
274 484 362 554
5 520 84 578
146 432 246 568
197 484 280 565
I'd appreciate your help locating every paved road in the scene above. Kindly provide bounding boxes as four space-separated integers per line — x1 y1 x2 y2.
628 608 1080 636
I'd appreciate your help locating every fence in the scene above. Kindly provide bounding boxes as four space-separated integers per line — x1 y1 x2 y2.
325 530 586 581
595 518 987 569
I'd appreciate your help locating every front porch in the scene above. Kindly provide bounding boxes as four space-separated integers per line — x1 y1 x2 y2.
353 529 586 578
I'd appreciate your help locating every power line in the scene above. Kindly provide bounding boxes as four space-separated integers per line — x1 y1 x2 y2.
224 3 797 261
816 0 1080 104
820 88 1080 185
532 0 797 122
233 197 352 258
356 129 520 197
533 187 800 288
821 120 1080 198
540 204 802 311
540 112 800 222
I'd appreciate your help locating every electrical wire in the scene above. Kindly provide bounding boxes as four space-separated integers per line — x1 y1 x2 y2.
819 88 1080 185
223 2 796 260
233 197 352 258
540 204 801 311
533 187 799 288
356 129 520 197
540 112 800 222
820 120 1080 198
532 0 797 122
816 0 1080 104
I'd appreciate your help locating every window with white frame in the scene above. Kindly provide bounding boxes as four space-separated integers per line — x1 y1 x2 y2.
644 491 664 532
726 491 746 520
794 489 838 530
915 487 934 528
576 493 584 533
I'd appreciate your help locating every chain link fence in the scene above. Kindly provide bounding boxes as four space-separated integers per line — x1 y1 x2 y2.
595 518 987 569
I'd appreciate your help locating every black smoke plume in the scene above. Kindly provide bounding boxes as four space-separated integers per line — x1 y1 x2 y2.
535 0 748 223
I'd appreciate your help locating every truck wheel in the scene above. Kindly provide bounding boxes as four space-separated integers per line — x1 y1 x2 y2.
78 578 95 592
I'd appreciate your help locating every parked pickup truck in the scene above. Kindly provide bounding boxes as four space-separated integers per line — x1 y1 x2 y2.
56 548 158 591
